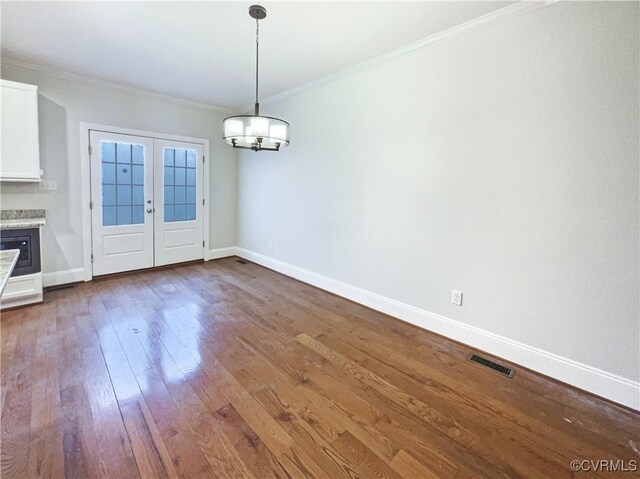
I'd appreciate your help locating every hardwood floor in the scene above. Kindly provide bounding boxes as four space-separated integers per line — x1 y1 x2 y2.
1 257 638 478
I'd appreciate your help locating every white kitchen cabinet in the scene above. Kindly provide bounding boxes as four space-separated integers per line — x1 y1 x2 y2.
1 272 43 308
0 79 41 182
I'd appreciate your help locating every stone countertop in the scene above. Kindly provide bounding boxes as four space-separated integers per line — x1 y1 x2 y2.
0 249 20 298
1 209 46 220
0 209 47 229
0 217 46 229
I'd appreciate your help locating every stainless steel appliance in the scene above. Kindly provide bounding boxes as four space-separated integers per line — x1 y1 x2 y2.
0 228 41 277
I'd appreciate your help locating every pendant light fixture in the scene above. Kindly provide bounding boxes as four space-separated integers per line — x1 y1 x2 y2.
223 5 290 151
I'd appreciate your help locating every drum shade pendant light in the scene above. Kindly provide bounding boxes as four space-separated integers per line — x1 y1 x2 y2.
223 5 290 151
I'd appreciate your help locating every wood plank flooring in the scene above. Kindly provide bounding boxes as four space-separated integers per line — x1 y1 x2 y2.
1 257 638 478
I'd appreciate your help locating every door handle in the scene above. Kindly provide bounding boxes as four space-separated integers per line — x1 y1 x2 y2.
146 208 153 214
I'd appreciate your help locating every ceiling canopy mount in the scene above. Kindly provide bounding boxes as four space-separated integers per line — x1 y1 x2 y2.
248 5 266 20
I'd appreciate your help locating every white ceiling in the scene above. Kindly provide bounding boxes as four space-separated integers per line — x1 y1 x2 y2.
1 1 515 109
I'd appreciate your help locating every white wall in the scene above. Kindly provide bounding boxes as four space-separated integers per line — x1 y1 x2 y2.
239 0 639 388
0 63 238 278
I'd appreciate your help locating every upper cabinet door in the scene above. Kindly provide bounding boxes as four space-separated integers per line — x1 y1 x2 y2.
0 79 41 182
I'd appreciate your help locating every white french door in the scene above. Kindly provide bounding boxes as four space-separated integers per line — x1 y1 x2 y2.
154 139 204 266
90 131 154 276
89 130 205 276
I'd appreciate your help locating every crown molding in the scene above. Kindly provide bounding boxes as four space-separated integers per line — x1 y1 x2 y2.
244 0 556 113
0 57 236 114
1 1 559 115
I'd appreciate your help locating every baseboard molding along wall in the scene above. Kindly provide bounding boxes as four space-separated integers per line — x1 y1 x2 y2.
235 248 640 411
42 248 639 410
206 247 240 261
43 268 85 287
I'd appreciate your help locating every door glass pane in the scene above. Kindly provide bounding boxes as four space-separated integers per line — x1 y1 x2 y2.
164 166 174 185
164 149 174 166
132 206 144 224
132 186 144 205
132 145 144 164
132 165 144 185
164 205 174 222
175 149 186 167
102 163 116 184
175 186 186 204
101 140 145 226
175 167 186 185
118 185 131 206
103 206 116 226
117 164 131 184
175 204 186 221
187 150 196 168
103 185 116 206
117 185 131 205
186 204 196 221
186 168 196 186
163 147 197 223
102 142 116 163
164 186 174 204
117 206 131 224
116 143 131 164
186 186 196 203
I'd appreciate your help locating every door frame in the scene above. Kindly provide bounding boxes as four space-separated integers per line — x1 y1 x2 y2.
80 122 210 281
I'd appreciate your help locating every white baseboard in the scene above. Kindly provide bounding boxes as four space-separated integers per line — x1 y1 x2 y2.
236 248 640 411
43 268 85 287
206 247 239 261
43 251 238 287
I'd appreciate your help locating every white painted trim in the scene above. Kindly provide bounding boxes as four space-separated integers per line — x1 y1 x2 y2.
2 2 556 116
236 248 640 411
79 122 211 281
243 1 553 112
80 125 93 281
80 122 212 145
43 268 85 287
206 247 239 261
203 141 211 257
1 58 234 114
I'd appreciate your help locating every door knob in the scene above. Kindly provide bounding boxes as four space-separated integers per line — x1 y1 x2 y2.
146 208 153 214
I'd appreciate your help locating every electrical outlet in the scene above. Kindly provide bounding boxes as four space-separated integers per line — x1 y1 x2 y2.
39 180 58 191
451 290 463 306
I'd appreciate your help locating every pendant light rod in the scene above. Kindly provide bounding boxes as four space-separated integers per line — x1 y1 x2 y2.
249 4 267 115
255 18 259 115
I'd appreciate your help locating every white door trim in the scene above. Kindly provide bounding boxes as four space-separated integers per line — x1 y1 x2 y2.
80 122 210 281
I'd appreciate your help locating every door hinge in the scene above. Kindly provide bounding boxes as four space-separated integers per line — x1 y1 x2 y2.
202 155 205 163
88 145 92 156
202 198 205 206
89 200 93 210
90 254 94 263
203 241 205 247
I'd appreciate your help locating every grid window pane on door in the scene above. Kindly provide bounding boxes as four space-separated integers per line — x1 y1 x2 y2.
101 141 145 226
163 148 197 222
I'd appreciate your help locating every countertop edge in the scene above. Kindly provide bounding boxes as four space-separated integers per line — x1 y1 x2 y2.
0 249 20 299
0 218 47 229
